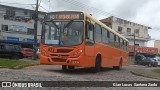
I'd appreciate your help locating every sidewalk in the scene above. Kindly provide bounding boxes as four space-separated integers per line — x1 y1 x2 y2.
128 65 160 80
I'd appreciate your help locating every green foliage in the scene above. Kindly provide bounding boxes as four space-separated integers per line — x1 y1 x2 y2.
152 68 160 73
157 53 160 57
0 58 31 69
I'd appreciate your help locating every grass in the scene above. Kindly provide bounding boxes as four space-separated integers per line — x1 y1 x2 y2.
152 68 160 73
0 58 39 69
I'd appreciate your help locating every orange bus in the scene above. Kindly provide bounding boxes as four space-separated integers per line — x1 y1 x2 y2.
40 11 129 72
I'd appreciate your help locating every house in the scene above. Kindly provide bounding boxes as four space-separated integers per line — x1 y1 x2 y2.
0 4 45 48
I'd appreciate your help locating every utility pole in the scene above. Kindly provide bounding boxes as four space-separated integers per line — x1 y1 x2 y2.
133 29 136 64
33 0 39 60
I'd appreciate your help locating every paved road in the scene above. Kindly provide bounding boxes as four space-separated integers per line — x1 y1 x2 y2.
0 65 160 90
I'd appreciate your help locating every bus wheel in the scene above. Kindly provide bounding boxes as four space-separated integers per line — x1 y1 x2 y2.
113 59 122 70
62 65 67 71
91 56 101 73
68 66 75 70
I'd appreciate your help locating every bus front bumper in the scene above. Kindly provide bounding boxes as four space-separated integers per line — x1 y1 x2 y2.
40 55 95 67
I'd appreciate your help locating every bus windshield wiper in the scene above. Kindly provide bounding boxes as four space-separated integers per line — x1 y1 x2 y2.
45 20 60 29
50 20 59 29
63 20 74 30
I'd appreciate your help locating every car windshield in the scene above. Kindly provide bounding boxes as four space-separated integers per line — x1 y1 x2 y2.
145 57 154 60
41 21 83 46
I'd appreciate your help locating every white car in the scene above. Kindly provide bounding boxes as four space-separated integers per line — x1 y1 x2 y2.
36 48 40 58
154 57 160 66
157 59 160 66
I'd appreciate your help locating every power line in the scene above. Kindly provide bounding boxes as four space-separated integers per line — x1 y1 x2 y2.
0 1 35 5
39 0 42 5
39 5 49 12
63 0 112 16
62 0 160 32
63 0 151 28
48 0 51 12
1 0 160 33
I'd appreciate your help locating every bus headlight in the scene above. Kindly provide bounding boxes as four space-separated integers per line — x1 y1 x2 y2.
70 49 83 58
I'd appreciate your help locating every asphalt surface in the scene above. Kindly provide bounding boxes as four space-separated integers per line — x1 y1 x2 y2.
0 64 160 90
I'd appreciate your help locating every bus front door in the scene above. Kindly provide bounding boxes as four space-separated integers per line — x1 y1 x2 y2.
85 21 95 57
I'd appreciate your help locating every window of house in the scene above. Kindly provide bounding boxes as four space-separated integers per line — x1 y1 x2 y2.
127 28 131 34
135 29 139 34
118 26 122 33
135 44 139 46
135 29 139 37
1 25 8 31
24 10 28 15
6 9 15 17
27 28 34 34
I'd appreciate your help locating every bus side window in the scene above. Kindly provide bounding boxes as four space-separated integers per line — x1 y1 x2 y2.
120 38 123 49
126 42 128 51
85 22 94 43
114 35 116 47
122 40 125 50
118 37 120 48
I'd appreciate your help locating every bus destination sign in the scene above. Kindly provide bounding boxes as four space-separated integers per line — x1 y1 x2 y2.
50 12 84 20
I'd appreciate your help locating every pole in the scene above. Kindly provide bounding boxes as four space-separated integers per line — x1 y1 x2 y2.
33 0 39 60
134 29 136 64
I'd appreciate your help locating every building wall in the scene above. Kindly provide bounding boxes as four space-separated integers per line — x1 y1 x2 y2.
112 19 149 39
128 39 145 46
0 5 45 48
154 40 160 53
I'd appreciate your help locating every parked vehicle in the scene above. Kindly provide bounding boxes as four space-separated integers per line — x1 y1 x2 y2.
154 57 160 66
157 59 160 66
136 54 145 65
21 48 33 58
0 43 23 60
140 57 158 67
34 47 40 58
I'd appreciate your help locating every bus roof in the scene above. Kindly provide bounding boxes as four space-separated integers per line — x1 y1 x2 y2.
47 10 128 42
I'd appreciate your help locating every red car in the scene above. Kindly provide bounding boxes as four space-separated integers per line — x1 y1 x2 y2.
21 48 33 58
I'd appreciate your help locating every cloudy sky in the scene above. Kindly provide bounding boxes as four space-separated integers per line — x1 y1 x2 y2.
1 0 160 47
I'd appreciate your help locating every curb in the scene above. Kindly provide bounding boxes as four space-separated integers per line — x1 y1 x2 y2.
130 71 160 80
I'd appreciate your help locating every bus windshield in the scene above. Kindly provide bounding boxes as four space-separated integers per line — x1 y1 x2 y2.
42 21 83 46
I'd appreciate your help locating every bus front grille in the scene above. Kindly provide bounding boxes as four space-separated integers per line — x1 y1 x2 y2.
52 58 67 62
50 54 69 57
48 48 73 53
57 49 73 53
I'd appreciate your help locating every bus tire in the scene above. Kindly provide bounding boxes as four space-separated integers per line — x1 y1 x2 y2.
68 66 75 70
91 56 101 73
62 65 67 71
113 59 122 70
